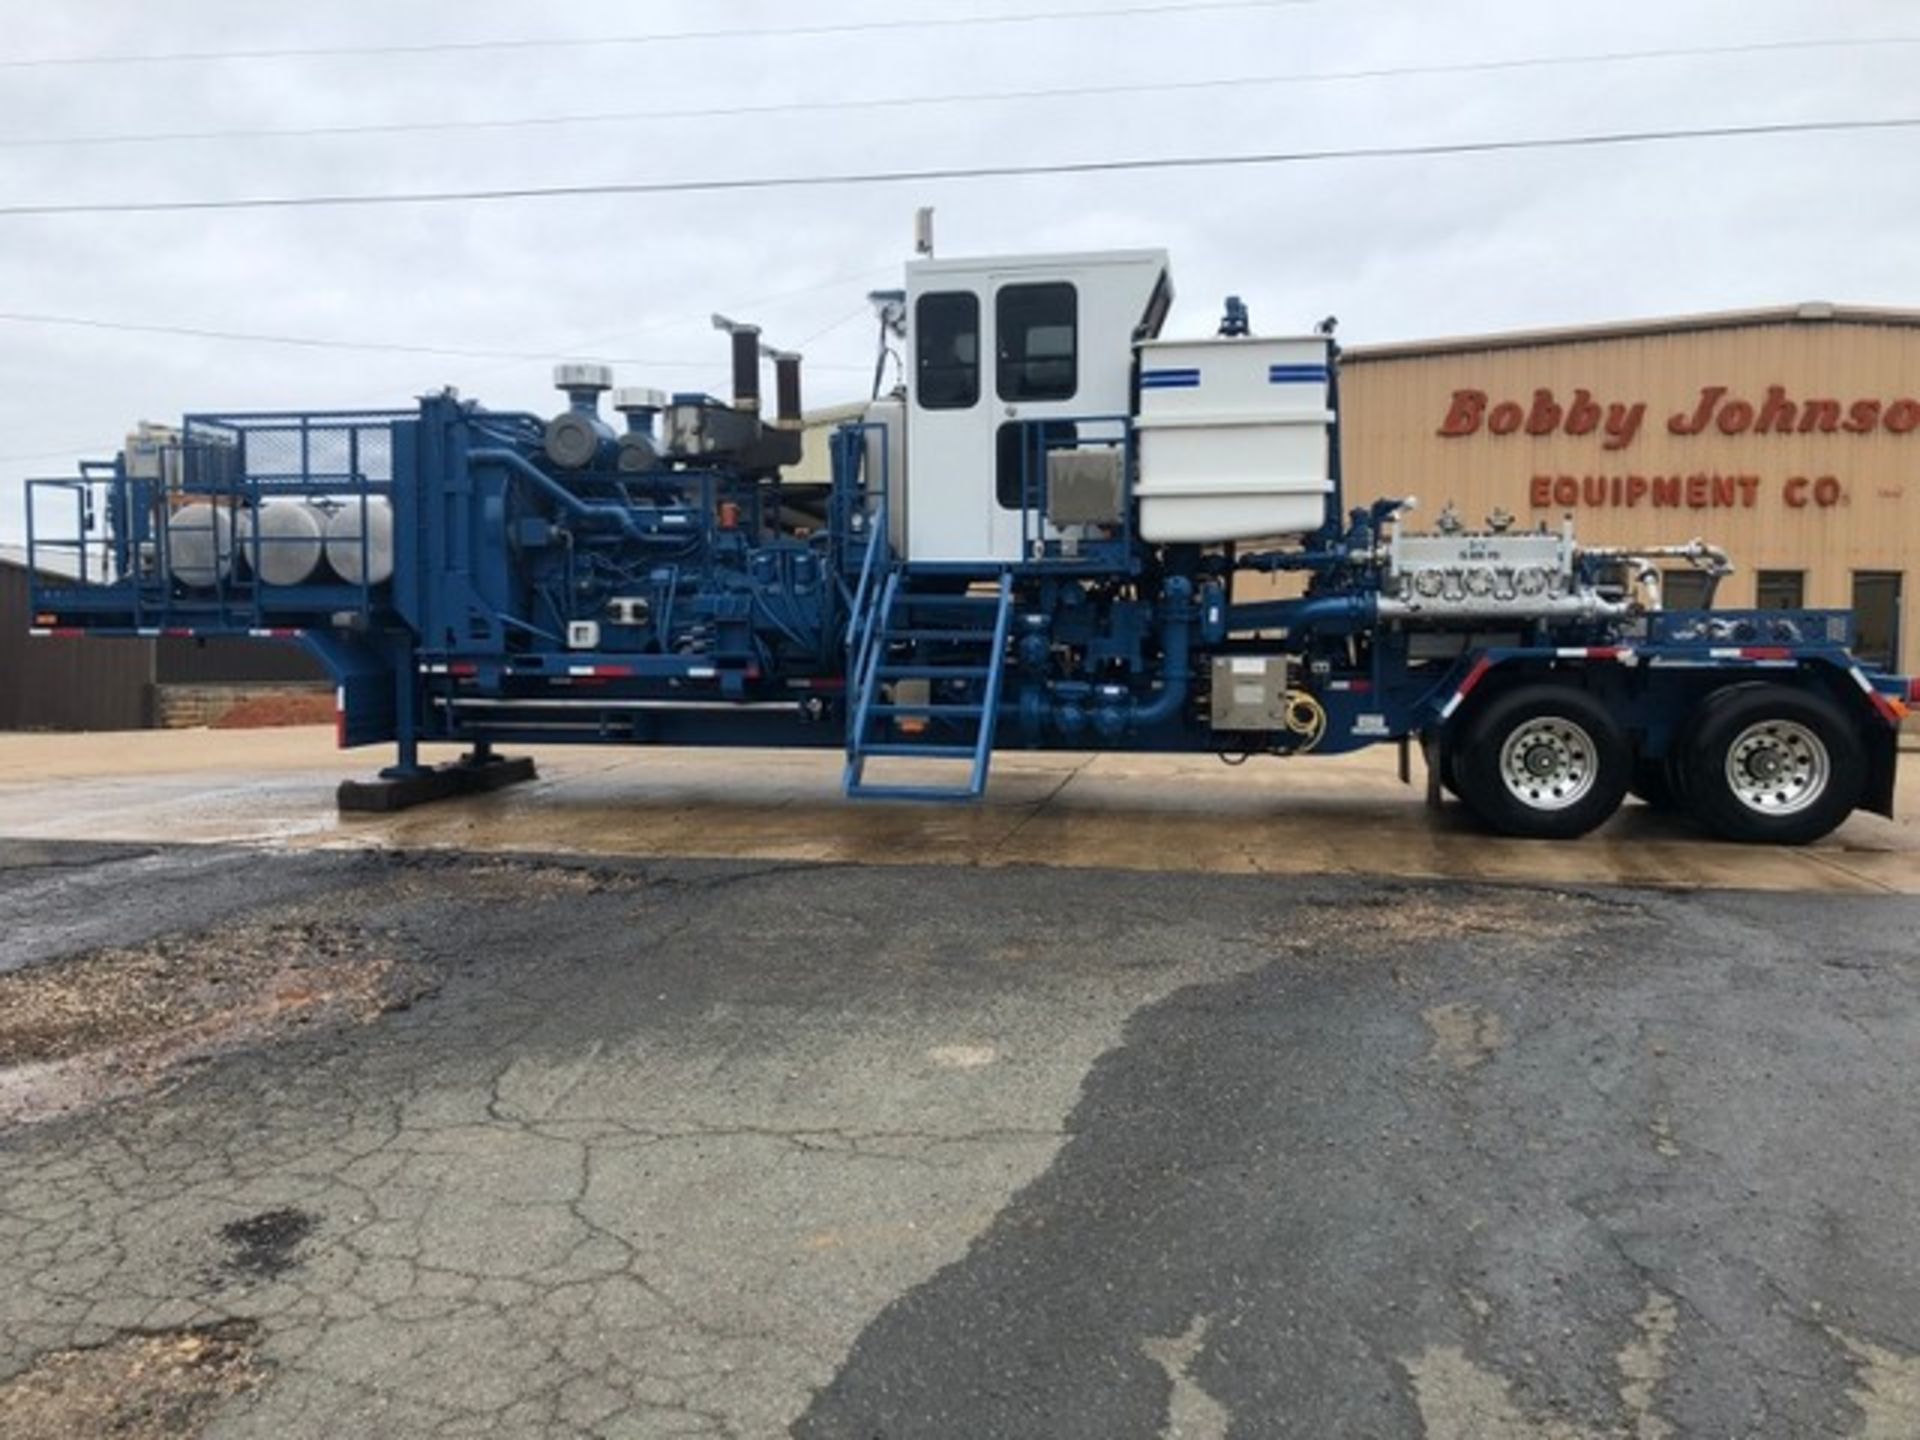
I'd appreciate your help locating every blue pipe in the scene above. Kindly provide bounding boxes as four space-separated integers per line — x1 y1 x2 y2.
1005 575 1195 737
1228 590 1379 637
470 446 656 541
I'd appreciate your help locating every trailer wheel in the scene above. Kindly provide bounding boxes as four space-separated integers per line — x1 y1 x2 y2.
1680 684 1864 845
1454 684 1631 839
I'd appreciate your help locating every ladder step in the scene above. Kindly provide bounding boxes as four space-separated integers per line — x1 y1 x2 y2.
888 628 999 643
879 664 990 680
858 743 977 759
897 593 1005 608
869 702 983 718
843 783 981 802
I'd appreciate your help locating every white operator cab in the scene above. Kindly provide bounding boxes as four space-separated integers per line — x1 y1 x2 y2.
902 249 1172 565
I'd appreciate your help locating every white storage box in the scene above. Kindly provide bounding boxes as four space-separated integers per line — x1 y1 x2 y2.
1134 335 1334 543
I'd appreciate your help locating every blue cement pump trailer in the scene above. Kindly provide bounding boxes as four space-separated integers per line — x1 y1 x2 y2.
23 247 1916 842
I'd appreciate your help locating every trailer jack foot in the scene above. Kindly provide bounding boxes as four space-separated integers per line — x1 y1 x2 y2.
337 753 537 814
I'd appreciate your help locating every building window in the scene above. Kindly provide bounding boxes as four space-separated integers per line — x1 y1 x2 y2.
915 292 980 410
1851 571 1904 671
1663 569 1715 610
996 283 1078 402
1755 570 1805 611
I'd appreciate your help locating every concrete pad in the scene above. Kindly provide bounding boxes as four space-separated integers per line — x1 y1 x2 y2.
0 726 1914 894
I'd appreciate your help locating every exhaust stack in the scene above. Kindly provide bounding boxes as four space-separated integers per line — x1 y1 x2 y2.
712 314 762 414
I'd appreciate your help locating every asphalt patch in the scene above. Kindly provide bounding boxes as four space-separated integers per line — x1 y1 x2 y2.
218 1208 316 1279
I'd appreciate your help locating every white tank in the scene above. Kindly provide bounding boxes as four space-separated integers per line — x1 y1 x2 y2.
1133 334 1335 543
325 499 394 586
165 502 235 589
237 501 326 586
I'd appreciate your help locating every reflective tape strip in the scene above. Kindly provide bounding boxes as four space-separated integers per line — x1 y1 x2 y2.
1555 646 1628 661
1440 656 1494 719
1853 666 1905 725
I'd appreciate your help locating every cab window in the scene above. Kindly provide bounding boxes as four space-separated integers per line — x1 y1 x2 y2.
914 292 980 410
996 283 1077 402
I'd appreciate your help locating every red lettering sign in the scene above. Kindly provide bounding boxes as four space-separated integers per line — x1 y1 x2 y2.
1532 474 1845 511
1443 385 1920 447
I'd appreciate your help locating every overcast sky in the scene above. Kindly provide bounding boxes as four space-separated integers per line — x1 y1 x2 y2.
1 0 1915 544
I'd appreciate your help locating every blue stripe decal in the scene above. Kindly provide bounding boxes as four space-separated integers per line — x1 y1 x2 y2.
1268 364 1330 384
1141 368 1201 389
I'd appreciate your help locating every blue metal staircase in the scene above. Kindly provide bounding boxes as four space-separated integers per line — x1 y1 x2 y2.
843 569 1015 801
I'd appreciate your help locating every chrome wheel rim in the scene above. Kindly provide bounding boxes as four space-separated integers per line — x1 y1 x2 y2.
1724 720 1829 816
1498 716 1599 811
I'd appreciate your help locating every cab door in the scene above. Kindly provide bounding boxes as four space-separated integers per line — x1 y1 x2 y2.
905 287 993 562
987 278 1080 562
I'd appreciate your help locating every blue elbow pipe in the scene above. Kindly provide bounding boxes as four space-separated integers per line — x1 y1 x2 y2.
469 446 651 540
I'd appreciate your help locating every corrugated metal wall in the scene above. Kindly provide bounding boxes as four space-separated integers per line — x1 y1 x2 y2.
0 562 152 729
1 559 327 729
155 635 325 684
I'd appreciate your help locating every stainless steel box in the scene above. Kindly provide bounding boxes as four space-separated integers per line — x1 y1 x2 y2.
1209 655 1293 730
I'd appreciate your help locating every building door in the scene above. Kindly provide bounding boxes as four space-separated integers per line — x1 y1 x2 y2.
1851 571 1903 671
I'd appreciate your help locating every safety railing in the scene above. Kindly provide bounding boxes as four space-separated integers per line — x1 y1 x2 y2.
26 409 411 632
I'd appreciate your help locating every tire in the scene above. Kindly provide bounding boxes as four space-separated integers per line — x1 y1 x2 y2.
1454 684 1632 840
1680 683 1864 845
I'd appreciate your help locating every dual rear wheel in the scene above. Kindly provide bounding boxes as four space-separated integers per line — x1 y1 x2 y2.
1447 681 1863 844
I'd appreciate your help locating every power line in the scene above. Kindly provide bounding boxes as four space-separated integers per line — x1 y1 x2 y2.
0 117 1912 219
0 0 1315 70
0 310 873 370
7 36 1908 151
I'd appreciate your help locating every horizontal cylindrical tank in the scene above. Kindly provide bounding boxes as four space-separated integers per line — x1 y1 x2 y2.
165 502 234 589
325 499 394 585
237 501 326 586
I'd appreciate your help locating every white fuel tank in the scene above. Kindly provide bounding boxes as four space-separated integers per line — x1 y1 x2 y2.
237 501 326 586
325 499 394 586
1133 335 1334 543
164 502 235 589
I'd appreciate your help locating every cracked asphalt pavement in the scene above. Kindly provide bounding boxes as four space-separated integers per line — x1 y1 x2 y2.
2 839 1918 1438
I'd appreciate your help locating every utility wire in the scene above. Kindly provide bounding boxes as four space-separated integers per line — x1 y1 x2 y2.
0 117 1912 219
0 0 1315 70
0 311 873 370
6 36 1908 151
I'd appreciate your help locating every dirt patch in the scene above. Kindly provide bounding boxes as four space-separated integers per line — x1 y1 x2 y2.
0 916 432 1128
1286 887 1637 955
0 1322 263 1440
209 692 335 729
